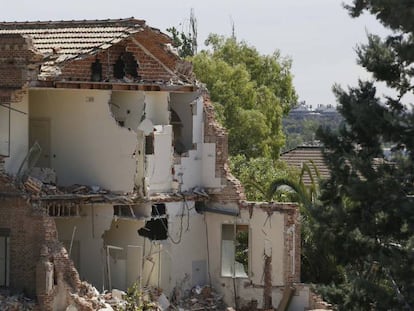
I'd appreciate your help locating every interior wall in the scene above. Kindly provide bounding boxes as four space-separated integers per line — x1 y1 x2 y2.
161 201 208 294
172 96 221 192
146 125 173 193
54 203 113 290
29 89 137 192
170 92 198 150
109 91 145 131
144 92 169 125
4 91 29 175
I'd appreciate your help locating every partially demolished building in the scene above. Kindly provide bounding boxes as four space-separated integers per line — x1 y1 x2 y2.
0 18 321 310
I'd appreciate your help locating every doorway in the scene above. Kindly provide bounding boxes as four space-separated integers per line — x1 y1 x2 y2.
29 118 51 168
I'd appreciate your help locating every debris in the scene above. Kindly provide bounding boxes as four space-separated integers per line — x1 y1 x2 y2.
0 290 37 310
157 293 170 310
24 175 43 193
173 285 226 311
30 167 57 184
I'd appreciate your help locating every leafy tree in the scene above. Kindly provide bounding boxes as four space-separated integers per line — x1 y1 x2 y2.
229 155 299 201
167 9 197 57
192 35 297 159
314 1 414 309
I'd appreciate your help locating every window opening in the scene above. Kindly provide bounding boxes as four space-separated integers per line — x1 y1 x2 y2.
138 203 168 240
171 110 185 154
145 134 154 155
91 59 102 82
221 224 249 278
123 52 139 78
113 52 139 80
113 56 125 79
0 229 10 287
114 205 135 218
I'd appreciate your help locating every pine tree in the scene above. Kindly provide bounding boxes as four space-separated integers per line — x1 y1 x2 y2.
314 1 414 310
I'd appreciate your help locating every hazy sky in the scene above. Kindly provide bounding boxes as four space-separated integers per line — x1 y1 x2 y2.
1 0 388 107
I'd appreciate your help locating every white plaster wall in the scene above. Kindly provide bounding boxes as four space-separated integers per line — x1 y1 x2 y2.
174 149 202 192
54 203 114 290
205 208 286 307
151 201 208 295
4 92 29 175
110 91 145 131
103 218 146 289
172 96 221 191
145 92 169 125
147 125 173 193
201 143 222 188
29 89 137 191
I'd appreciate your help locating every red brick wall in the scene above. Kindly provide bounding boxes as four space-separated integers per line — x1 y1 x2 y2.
0 34 42 88
0 174 82 310
203 95 246 204
60 36 176 83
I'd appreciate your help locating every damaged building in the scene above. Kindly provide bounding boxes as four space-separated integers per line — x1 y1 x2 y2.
0 18 326 310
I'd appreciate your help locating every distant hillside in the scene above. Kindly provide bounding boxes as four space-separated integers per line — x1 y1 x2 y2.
282 103 342 152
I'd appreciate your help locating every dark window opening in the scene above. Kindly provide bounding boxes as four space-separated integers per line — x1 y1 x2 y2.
113 52 140 80
171 110 186 155
138 218 168 240
145 134 154 155
91 59 102 82
152 203 166 216
123 52 139 78
113 56 125 79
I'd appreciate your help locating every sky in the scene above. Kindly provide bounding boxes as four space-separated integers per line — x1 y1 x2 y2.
1 0 389 107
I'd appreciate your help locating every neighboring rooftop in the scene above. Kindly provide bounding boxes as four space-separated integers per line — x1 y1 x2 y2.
280 145 330 186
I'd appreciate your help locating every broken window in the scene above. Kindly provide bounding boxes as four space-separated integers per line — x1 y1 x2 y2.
91 59 102 82
0 228 10 287
221 224 249 278
138 203 168 240
47 202 80 217
113 52 139 80
113 205 135 218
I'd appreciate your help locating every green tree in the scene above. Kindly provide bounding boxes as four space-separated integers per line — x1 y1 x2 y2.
314 1 414 309
192 35 297 159
166 9 197 57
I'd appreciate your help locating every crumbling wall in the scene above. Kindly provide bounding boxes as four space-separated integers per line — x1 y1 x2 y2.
0 173 84 311
203 96 245 205
204 202 300 309
0 34 42 88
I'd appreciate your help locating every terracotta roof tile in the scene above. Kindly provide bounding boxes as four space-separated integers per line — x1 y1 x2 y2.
0 19 144 58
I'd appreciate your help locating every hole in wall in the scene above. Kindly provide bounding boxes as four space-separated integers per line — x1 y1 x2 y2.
91 59 102 82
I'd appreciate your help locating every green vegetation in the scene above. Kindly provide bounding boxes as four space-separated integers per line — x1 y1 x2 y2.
283 110 342 151
312 1 414 309
191 34 297 159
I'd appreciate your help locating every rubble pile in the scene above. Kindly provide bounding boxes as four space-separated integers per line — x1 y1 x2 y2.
0 291 37 311
173 285 226 311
